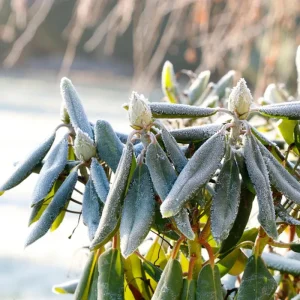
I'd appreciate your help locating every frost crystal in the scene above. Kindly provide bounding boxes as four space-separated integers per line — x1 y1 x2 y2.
73 128 96 162
228 78 253 119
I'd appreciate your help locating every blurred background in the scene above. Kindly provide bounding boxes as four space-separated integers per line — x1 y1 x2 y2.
0 0 299 299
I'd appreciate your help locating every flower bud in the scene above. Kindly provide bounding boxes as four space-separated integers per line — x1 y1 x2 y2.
128 91 152 129
228 78 253 119
73 128 96 162
60 102 70 124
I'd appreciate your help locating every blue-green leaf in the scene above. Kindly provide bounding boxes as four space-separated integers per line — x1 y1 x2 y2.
52 279 79 294
257 101 300 120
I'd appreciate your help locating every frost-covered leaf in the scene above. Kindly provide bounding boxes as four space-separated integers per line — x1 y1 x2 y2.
297 46 300 96
60 78 94 139
146 143 194 240
149 103 218 119
152 258 183 300
237 255 277 299
161 61 181 104
257 140 300 206
196 264 223 299
31 133 69 206
187 70 210 105
161 132 225 218
88 260 99 300
90 143 135 250
169 124 222 143
97 248 124 300
162 127 188 173
94 120 124 172
0 131 55 193
133 142 144 156
52 279 79 294
25 167 78 247
120 164 155 258
257 101 300 120
275 204 300 225
211 151 241 243
180 278 196 300
243 134 277 239
83 179 104 241
90 158 109 203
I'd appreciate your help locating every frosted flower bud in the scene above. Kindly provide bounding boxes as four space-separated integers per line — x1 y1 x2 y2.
128 91 153 129
228 78 253 120
73 128 96 162
60 102 70 124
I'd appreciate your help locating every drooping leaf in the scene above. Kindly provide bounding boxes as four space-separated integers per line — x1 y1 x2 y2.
149 103 218 119
277 119 298 147
146 142 194 240
243 134 277 239
152 258 183 300
88 260 99 300
180 278 196 300
90 158 109 203
211 150 241 243
60 77 94 139
94 120 124 172
97 248 124 300
0 131 56 193
275 204 300 225
50 200 69 232
120 164 155 258
25 167 78 247
83 178 104 241
257 140 300 205
161 127 188 173
257 101 300 120
31 133 69 206
142 260 163 283
90 143 135 250
187 70 210 105
237 255 277 299
52 279 79 294
161 132 225 218
196 264 223 299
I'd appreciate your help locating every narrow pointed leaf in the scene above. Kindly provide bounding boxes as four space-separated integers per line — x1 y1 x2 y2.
181 278 196 300
97 248 124 300
0 132 55 193
257 101 300 120
146 142 194 240
31 133 69 206
25 167 78 247
162 127 188 173
94 120 124 172
149 103 218 119
209 70 235 99
142 260 163 283
275 204 300 225
60 78 94 139
237 255 277 299
243 134 277 239
88 260 99 300
83 178 104 241
120 164 155 258
90 158 109 203
258 141 300 205
161 132 225 218
187 70 210 105
52 279 79 294
90 143 134 250
196 264 223 299
211 151 241 243
152 259 183 300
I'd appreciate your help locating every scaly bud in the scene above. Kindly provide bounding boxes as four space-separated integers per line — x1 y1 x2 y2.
228 78 253 120
60 102 70 124
73 128 96 162
128 91 152 130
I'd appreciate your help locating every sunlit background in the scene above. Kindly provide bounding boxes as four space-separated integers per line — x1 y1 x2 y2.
0 0 299 299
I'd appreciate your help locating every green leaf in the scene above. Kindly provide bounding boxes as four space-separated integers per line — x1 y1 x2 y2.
161 132 225 218
25 167 78 247
290 243 300 253
196 264 223 299
120 164 155 258
97 248 124 300
142 260 163 283
149 103 218 119
90 143 135 250
257 101 300 120
94 120 124 172
237 255 277 299
243 134 277 239
187 70 210 105
60 77 94 139
152 259 183 300
180 278 196 300
52 279 79 294
88 261 99 300
161 61 181 104
275 204 300 225
211 149 241 243
277 119 297 146
0 131 56 193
